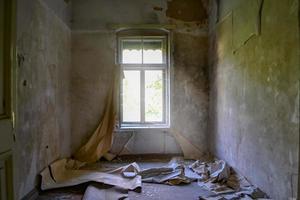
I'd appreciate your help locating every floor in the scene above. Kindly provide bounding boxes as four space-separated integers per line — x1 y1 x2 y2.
37 157 213 200
37 182 212 200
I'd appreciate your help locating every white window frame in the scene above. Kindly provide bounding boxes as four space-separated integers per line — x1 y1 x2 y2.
118 35 170 129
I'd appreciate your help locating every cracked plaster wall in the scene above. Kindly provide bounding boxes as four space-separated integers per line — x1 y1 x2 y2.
15 0 71 198
208 0 300 198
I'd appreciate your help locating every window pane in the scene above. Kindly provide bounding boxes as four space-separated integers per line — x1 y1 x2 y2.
143 40 163 64
122 40 142 64
145 70 163 122
122 70 141 122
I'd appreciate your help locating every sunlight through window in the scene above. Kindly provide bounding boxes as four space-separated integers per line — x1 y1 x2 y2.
119 36 169 128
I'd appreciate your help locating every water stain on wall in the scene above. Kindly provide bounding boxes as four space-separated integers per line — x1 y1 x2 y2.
166 0 207 22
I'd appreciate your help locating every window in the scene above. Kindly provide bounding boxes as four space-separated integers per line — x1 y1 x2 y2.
119 36 169 128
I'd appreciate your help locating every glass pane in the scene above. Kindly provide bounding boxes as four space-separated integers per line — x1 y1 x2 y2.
122 40 142 64
143 40 164 64
122 70 141 122
145 70 163 122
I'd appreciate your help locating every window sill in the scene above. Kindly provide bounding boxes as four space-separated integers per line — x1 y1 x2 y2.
119 124 170 131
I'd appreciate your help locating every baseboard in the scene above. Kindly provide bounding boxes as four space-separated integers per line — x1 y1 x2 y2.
21 188 39 200
113 153 183 161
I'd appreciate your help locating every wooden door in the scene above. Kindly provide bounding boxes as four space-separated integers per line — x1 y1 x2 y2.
0 0 15 199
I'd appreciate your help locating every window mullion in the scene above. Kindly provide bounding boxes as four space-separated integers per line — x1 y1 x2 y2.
140 38 145 123
120 66 124 125
162 69 166 124
140 69 145 123
141 37 144 64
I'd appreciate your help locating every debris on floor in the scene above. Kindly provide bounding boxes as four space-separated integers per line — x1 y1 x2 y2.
82 184 128 200
139 157 199 185
189 160 270 200
39 157 270 200
40 159 142 190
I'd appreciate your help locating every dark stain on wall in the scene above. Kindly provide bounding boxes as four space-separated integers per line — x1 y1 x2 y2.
166 0 207 22
153 6 163 11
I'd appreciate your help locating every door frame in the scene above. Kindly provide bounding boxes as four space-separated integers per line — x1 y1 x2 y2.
1 0 16 120
0 0 16 199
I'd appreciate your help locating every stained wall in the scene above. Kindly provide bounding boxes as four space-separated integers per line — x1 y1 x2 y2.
71 0 209 157
15 0 71 198
208 0 299 198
